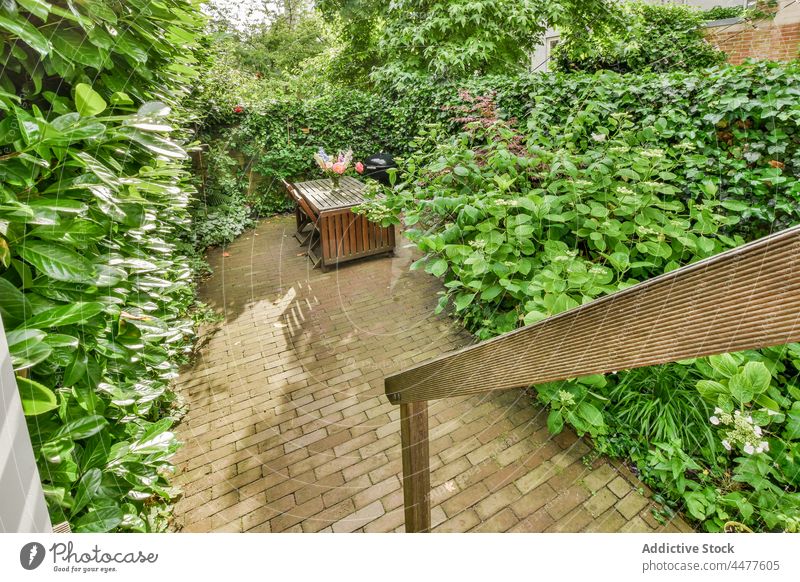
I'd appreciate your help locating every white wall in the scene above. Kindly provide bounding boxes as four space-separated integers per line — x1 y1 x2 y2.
0 315 51 533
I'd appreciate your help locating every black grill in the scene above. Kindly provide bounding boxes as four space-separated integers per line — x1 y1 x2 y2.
362 152 396 185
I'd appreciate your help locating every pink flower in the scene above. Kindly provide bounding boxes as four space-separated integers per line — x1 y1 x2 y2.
332 162 346 175
325 161 333 170
355 161 364 174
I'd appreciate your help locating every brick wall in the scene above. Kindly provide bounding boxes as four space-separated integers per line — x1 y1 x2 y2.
706 20 800 64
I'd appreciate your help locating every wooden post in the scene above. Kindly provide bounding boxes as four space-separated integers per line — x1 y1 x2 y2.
399 401 431 532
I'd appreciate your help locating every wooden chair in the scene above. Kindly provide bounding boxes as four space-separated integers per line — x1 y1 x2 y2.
283 179 320 248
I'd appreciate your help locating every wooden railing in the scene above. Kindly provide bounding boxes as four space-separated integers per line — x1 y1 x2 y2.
384 225 800 532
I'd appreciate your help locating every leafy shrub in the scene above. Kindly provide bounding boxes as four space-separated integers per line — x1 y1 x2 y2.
189 202 255 250
0 1 203 531
701 6 745 21
198 62 800 234
551 2 726 73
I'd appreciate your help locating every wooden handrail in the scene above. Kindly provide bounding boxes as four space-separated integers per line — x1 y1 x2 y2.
385 224 800 532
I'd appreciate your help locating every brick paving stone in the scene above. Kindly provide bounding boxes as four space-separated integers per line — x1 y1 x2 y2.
172 216 691 534
332 500 385 533
581 463 618 493
434 510 481 533
546 506 594 532
583 509 628 533
545 486 591 521
620 516 652 533
583 488 618 518
507 508 555 532
510 483 558 519
616 492 651 520
474 484 522 521
471 508 518 533
608 476 632 498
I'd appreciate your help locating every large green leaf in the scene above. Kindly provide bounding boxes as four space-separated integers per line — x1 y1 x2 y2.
72 468 103 515
7 328 52 370
74 505 123 533
547 409 564 435
119 128 187 159
742 361 772 395
55 415 108 440
729 373 754 404
577 402 604 427
17 241 97 283
23 302 105 329
0 277 32 324
0 14 52 55
16 0 51 20
74 83 107 117
15 376 58 416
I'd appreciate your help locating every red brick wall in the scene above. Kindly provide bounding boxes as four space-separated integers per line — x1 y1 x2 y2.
706 21 800 65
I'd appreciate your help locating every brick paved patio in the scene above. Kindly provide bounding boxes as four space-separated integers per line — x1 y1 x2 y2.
172 215 691 533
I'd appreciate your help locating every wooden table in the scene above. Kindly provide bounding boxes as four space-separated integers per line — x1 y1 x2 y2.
288 176 395 271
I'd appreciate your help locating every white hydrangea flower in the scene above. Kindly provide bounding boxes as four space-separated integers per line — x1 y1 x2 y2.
709 416 720 425
714 407 723 415
591 133 606 142
753 425 762 437
743 443 755 455
722 440 731 451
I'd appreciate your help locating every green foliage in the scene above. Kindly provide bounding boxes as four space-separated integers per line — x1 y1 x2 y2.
359 65 800 531
0 0 203 531
375 0 617 85
363 109 743 339
601 365 719 465
196 88 410 191
236 14 327 77
629 352 800 532
552 2 726 73
701 6 746 21
317 0 385 81
192 55 800 531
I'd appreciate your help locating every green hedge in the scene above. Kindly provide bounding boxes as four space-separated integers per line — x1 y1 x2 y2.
201 62 800 234
0 1 203 531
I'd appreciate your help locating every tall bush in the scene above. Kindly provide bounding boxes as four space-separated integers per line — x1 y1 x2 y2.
551 2 726 73
0 0 203 531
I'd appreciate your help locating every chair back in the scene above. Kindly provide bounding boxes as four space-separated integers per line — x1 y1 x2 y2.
283 179 319 220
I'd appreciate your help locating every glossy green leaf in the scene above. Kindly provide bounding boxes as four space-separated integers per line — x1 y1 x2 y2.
0 14 52 55
23 302 105 329
72 468 102 515
15 376 58 416
55 415 108 440
742 361 771 395
577 402 604 427
547 409 564 435
0 277 32 324
74 505 123 533
17 241 97 283
74 83 107 117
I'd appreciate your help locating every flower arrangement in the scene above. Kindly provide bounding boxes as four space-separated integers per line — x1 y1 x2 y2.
313 147 364 189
